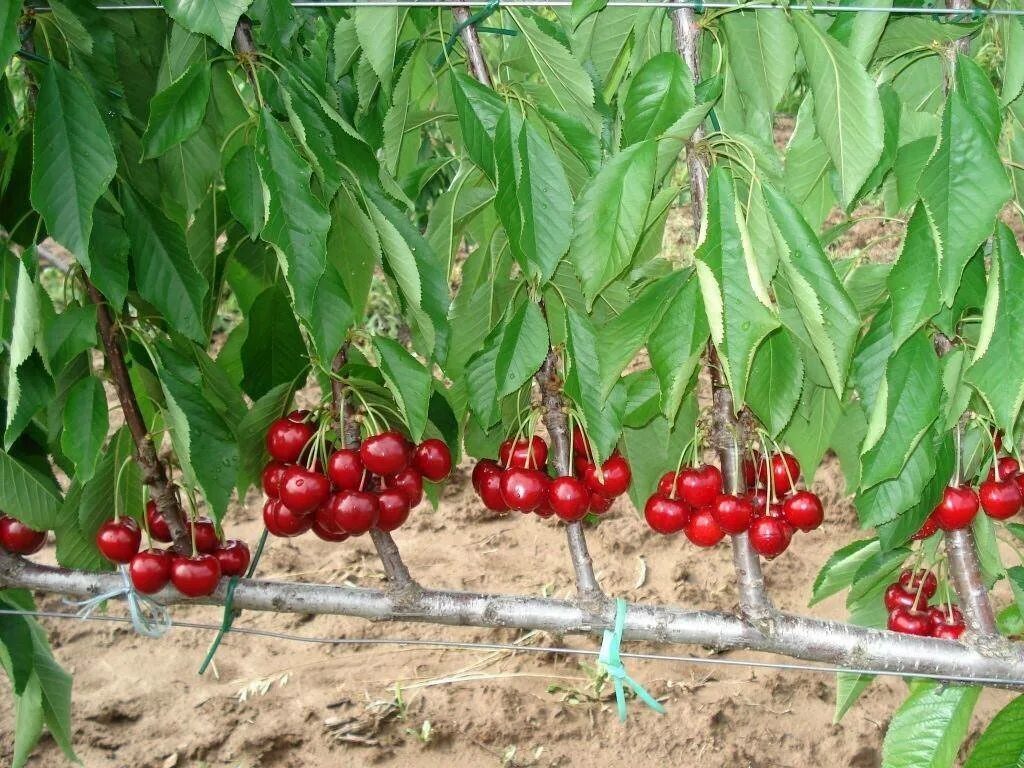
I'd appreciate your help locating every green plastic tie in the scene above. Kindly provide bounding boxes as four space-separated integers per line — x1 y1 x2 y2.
598 598 667 722
434 0 517 71
198 527 269 675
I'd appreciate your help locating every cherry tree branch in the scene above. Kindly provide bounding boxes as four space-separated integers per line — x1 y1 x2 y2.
451 7 492 87
672 9 774 624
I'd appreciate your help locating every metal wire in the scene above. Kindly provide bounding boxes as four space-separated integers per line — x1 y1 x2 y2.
2 606 1022 686
24 1 1024 15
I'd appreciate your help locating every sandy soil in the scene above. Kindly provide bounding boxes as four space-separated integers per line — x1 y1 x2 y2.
0 453 1016 768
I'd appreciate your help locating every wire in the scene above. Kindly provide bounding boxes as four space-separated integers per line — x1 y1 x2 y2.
2 607 1022 687
23 1 1024 16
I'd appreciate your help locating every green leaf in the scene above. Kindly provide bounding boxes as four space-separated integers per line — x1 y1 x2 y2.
451 72 506 179
887 205 940 353
30 63 116 262
648 275 708 420
125 189 209 344
622 53 691 146
965 695 1024 768
781 383 842 479
4 258 40 442
785 97 835 231
918 89 1011 305
566 307 625 465
328 186 379 322
792 13 884 207
374 336 432 443
87 206 130 311
811 538 880 605
354 6 405 92
142 60 211 158
495 302 548 400
465 320 506 429
236 380 295 495
11 673 43 768
881 682 980 768
0 0 18 71
571 0 606 28
240 285 308 400
508 10 595 120
746 328 804 438
60 376 109 484
954 54 1000 144
162 0 253 49
572 140 656 304
835 672 874 724
622 394 698 512
0 610 34 695
224 145 266 240
0 451 61 531
855 420 935 528
41 304 97 376
32 634 75 762
721 11 798 132
1000 19 1024 107
965 225 1024 437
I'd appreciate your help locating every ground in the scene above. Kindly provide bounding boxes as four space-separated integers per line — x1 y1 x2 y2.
0 455 1016 768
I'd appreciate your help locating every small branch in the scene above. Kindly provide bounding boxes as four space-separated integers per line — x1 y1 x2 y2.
18 16 38 108
232 16 258 88
452 7 493 87
4 551 1024 688
85 280 190 552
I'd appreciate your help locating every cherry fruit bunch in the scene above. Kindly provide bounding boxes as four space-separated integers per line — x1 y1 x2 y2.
884 568 965 640
262 410 452 541
471 426 631 520
644 446 824 559
914 455 1024 539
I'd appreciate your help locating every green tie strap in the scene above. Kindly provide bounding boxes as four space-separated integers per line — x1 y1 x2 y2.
599 597 667 721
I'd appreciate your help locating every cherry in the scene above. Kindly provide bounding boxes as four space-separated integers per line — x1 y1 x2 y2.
1016 472 1024 500
331 490 379 535
500 437 548 470
748 516 790 558
782 491 824 532
535 497 556 518
994 429 1004 452
589 492 614 514
266 416 315 464
145 500 173 543
758 452 801 495
987 456 1021 481
677 465 722 507
262 499 286 536
911 513 940 541
684 506 724 547
129 549 172 594
572 425 591 460
743 456 759 489
261 461 290 498
360 431 410 476
170 553 221 597
583 454 632 498
478 467 509 512
657 472 678 497
413 439 453 481
887 607 932 636
932 622 966 640
711 494 754 534
388 467 424 507
312 518 350 542
0 516 47 555
472 459 500 493
645 494 689 535
96 517 142 563
327 449 364 491
898 569 938 599
933 486 979 530
189 517 220 554
548 476 590 522
573 456 591 478
376 489 411 532
500 468 548 512
928 605 964 628
979 478 1023 520
268 501 314 537
746 488 770 515
279 466 331 514
214 539 250 577
884 583 918 612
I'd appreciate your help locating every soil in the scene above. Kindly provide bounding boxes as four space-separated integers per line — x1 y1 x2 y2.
0 453 1016 768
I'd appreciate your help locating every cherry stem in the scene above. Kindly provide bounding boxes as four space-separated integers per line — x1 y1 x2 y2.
910 565 933 612
982 422 1001 482
111 455 133 523
758 432 775 508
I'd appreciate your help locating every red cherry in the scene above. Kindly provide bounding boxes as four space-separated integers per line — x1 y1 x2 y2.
1016 472 1024 500
548 476 590 522
583 454 632 498
170 553 221 597
979 478 1023 520
129 548 173 594
711 494 754 534
0 516 47 555
994 429 1004 452
500 468 548 512
987 456 1021 481
261 461 289 498
262 499 286 536
96 517 142 564
887 607 932 636
574 457 592 478
535 497 556 518
746 488 770 515
645 494 689 535
657 472 678 497
748 516 790 558
933 486 979 530
376 489 411 532
743 456 759 489
588 492 614 514
388 467 424 507
928 605 964 627
884 583 919 612
932 622 966 640
331 490 379 535
572 426 591 460
214 539 250 577
478 468 508 512
684 506 724 547
758 452 801 495
677 465 722 507
413 439 453 481
360 431 410 475
898 569 938 599
189 517 220 554
327 449 365 491
782 491 824 532
912 513 940 541
472 459 500 493
266 417 315 464
312 518 350 541
273 503 315 537
499 437 549 470
145 500 173 543
279 466 331 514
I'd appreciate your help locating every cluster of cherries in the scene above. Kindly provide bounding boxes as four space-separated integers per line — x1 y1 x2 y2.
643 451 824 559
96 502 251 597
471 427 632 520
261 410 452 541
884 569 965 640
914 456 1024 538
